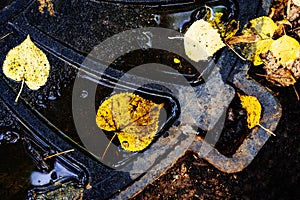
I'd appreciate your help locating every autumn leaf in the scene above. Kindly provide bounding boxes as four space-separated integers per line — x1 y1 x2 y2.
238 16 300 68
266 68 297 87
262 51 297 87
2 35 51 102
209 12 239 41
184 19 225 61
96 92 164 152
238 16 280 65
244 39 274 66
238 94 262 129
243 16 278 40
238 94 275 136
269 35 300 66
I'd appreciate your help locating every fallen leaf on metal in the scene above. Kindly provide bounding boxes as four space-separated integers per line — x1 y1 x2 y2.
96 92 164 152
2 35 50 102
184 19 225 61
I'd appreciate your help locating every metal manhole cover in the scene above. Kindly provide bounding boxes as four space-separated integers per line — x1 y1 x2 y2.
0 0 281 199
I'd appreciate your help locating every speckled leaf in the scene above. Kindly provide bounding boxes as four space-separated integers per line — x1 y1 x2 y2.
96 93 163 152
184 19 225 61
209 12 239 41
2 35 50 101
243 16 278 39
243 38 274 66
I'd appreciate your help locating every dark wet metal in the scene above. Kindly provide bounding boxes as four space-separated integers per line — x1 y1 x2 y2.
0 131 20 144
0 0 281 199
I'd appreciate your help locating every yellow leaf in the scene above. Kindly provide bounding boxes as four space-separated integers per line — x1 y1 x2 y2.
173 58 181 64
269 35 300 66
238 94 261 129
96 93 163 152
2 35 50 101
243 39 274 66
243 16 278 39
209 12 239 41
184 19 225 61
276 19 293 28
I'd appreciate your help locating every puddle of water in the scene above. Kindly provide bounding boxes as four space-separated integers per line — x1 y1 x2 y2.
152 1 236 32
73 75 180 168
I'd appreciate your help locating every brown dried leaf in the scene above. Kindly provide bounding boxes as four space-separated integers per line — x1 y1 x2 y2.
262 51 297 86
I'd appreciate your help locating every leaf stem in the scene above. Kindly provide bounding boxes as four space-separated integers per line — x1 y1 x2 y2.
102 132 117 160
225 42 247 61
43 149 75 160
15 79 25 102
0 32 13 41
258 124 276 136
293 85 300 101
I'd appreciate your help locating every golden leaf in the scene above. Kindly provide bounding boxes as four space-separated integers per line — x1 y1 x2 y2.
243 39 274 66
209 12 239 41
243 16 278 40
2 35 50 102
96 93 163 152
173 58 181 64
269 35 300 66
239 94 276 136
238 94 261 129
184 19 225 61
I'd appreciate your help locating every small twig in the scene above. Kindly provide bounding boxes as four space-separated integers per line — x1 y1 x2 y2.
291 26 300 32
43 149 75 160
225 42 247 61
293 85 300 101
15 79 25 102
0 32 13 41
101 132 117 160
258 124 276 136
